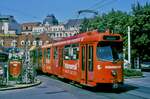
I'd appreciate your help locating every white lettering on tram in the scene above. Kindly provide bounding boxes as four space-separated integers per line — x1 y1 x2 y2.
64 64 77 70
105 66 121 69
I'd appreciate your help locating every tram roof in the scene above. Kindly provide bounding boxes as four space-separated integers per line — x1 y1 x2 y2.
42 30 122 48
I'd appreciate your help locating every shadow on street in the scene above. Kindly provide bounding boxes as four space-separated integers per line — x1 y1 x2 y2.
81 84 138 94
37 73 138 94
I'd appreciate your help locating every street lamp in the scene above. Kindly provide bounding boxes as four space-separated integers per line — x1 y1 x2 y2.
22 34 35 84
35 37 40 69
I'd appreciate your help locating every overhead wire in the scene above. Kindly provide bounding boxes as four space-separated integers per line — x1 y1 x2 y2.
92 0 118 11
88 0 109 10
76 0 118 18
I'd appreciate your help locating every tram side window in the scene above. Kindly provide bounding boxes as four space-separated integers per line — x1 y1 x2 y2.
44 49 47 63
54 47 58 59
47 48 50 59
72 44 79 60
39 49 42 59
39 49 42 65
64 45 71 60
88 46 93 71
64 44 79 60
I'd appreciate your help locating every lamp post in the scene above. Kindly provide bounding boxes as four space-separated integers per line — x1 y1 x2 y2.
35 37 40 70
22 34 34 84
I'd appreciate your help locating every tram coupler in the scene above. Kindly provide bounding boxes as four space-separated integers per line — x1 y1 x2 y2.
112 83 119 89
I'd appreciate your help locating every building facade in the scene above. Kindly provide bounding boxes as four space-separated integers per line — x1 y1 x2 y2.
21 22 41 35
32 25 45 35
0 34 18 47
0 33 51 49
0 15 21 35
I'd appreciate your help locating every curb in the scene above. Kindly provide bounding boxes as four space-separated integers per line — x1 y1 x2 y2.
124 76 144 79
0 79 41 91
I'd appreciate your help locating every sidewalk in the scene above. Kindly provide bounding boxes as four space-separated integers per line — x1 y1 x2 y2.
125 72 150 88
0 79 41 91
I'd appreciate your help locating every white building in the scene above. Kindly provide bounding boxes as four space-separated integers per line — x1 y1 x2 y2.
20 15 82 40
21 22 41 35
46 24 65 39
0 15 21 34
32 26 45 35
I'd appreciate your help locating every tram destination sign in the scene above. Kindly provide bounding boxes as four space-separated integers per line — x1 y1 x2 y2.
103 36 120 40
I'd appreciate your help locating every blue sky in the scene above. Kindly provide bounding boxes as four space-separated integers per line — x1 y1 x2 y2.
0 0 149 23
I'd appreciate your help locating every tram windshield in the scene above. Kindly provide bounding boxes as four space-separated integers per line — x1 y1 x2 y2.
96 42 123 62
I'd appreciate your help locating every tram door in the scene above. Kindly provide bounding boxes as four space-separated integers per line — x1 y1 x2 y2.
81 44 94 85
58 48 63 76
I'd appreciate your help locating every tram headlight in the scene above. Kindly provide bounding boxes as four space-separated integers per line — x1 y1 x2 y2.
97 65 102 70
111 70 117 76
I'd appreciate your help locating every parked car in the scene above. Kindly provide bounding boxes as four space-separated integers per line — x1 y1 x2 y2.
0 66 3 76
141 62 150 70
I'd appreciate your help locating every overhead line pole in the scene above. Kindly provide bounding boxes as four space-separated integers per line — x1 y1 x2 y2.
128 26 131 68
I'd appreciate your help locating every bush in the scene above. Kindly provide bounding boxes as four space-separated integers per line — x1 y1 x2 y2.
124 69 143 77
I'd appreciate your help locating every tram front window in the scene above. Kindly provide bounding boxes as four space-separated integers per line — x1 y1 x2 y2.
96 42 123 62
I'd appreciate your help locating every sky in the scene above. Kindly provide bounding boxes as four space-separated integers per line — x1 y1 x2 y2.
0 0 149 23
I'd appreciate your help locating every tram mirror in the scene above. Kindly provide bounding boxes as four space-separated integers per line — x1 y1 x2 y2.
76 47 79 51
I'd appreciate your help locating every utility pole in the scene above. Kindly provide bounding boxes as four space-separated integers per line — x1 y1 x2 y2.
128 26 131 68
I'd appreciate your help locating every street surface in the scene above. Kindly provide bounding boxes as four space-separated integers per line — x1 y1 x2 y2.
0 72 150 99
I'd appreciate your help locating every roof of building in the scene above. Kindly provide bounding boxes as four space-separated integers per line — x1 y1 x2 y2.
43 14 58 25
21 22 41 26
0 15 14 19
65 19 83 28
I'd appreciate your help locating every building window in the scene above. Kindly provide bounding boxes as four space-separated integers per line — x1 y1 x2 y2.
11 40 17 47
66 33 68 37
21 40 25 45
28 40 31 46
33 41 36 46
45 41 49 44
39 41 43 46
25 26 28 30
60 33 62 37
0 40 4 46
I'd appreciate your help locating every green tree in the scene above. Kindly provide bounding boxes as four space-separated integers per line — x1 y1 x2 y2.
80 18 90 33
79 2 150 65
101 9 130 48
80 9 130 47
130 2 150 61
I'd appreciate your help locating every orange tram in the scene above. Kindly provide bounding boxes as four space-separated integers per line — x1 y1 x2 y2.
41 30 124 88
